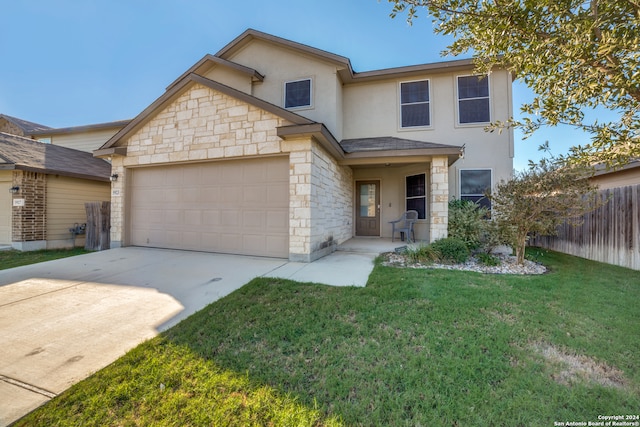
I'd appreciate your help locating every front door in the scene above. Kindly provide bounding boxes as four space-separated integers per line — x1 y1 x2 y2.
356 181 380 236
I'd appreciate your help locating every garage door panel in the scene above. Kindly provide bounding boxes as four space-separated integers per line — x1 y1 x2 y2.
202 211 220 226
184 210 202 226
243 210 266 228
164 210 182 224
266 210 288 229
220 210 239 227
129 157 288 257
266 185 288 205
244 186 267 204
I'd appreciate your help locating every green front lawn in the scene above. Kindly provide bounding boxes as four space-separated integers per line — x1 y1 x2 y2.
0 248 89 270
16 249 640 426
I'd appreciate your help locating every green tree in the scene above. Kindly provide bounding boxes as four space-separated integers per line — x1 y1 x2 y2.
386 0 640 168
489 158 604 264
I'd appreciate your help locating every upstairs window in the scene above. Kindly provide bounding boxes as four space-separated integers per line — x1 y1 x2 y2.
400 80 430 128
457 75 490 124
406 173 426 219
285 78 312 109
460 169 492 210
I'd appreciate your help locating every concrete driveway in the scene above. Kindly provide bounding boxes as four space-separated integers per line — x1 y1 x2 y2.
0 246 378 426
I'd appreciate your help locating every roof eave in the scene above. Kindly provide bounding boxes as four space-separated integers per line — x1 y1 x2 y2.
340 148 463 166
29 120 131 136
10 164 109 182
217 29 353 72
166 54 265 92
277 123 345 160
94 146 128 158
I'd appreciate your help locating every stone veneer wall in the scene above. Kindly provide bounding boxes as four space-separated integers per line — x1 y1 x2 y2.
284 138 353 262
310 141 353 257
429 157 449 241
12 171 47 249
110 83 349 261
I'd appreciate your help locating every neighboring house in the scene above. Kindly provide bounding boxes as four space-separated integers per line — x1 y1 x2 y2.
590 160 640 189
95 29 514 261
0 114 52 137
29 119 130 153
0 132 111 250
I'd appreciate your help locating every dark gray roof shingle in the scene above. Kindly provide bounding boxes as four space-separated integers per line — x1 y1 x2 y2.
339 137 462 153
0 132 111 181
0 114 52 134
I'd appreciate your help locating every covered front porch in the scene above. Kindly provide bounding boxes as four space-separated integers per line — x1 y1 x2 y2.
339 137 462 244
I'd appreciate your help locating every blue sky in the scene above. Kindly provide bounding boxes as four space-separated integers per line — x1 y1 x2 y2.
1 0 592 170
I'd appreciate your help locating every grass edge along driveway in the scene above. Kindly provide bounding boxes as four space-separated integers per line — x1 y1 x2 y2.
15 249 640 426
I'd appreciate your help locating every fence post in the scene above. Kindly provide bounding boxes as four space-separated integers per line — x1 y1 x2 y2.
85 201 111 251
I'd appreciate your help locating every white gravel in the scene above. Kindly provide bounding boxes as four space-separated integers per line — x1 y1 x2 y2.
382 252 547 275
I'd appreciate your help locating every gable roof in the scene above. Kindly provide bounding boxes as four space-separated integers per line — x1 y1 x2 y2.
0 132 111 181
214 28 477 84
0 114 52 134
95 73 315 156
166 54 264 92
216 29 353 71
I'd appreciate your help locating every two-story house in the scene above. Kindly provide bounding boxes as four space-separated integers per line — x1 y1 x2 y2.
95 29 514 262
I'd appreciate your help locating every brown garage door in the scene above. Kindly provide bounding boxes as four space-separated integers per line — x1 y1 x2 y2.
128 157 289 258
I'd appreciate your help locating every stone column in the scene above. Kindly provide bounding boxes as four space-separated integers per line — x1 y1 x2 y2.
282 138 313 262
430 156 449 242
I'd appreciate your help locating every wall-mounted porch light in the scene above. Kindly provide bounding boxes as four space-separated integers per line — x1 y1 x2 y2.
9 186 19 194
110 174 119 182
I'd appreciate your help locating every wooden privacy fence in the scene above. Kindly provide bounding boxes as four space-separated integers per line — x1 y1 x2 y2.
85 201 111 251
530 184 640 270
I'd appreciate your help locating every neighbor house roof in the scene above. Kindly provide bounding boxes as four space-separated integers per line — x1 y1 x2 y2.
0 132 111 181
29 119 131 136
0 114 52 134
593 159 640 176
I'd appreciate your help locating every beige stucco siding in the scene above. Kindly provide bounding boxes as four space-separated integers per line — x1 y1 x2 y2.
344 70 513 199
203 66 253 94
225 39 344 140
46 128 122 153
46 175 110 249
0 171 12 244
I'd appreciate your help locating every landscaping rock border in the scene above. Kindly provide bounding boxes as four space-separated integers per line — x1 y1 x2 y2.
382 252 547 275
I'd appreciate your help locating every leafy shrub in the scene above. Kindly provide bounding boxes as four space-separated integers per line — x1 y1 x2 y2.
476 252 501 266
431 237 470 264
447 200 489 250
404 244 440 264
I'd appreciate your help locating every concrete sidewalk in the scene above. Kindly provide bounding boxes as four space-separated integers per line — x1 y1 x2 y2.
0 245 383 426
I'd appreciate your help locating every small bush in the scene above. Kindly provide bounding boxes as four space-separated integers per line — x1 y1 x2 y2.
448 199 490 250
476 252 501 266
431 237 470 264
404 244 440 264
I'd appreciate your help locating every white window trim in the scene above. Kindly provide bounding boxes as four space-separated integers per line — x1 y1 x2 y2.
283 77 313 111
398 79 432 130
405 172 427 220
455 74 491 127
459 168 493 207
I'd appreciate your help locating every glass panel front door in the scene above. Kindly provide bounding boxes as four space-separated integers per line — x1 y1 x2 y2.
356 181 380 236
